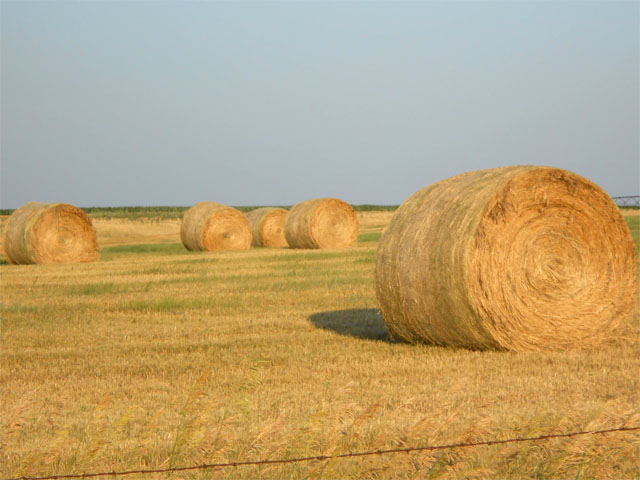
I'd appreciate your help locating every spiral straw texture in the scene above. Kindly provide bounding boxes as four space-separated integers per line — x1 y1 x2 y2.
285 198 358 249
375 166 638 352
245 207 289 247
3 202 98 264
180 202 251 251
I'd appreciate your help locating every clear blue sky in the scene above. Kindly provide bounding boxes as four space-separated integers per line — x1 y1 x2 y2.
1 1 638 209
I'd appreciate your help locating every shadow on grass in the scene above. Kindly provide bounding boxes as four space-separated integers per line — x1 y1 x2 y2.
308 308 393 342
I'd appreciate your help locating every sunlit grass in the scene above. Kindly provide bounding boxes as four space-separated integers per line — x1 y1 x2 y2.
1 212 638 479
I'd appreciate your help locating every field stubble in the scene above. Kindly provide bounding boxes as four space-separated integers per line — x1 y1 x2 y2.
1 211 638 479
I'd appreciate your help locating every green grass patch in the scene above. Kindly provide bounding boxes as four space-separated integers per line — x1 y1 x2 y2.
67 282 125 296
1 304 45 314
352 204 398 211
121 295 248 313
100 243 186 260
358 232 382 243
354 251 376 264
625 216 639 256
625 215 638 237
260 250 362 262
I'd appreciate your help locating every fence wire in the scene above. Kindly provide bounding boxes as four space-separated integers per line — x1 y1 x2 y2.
5 425 638 480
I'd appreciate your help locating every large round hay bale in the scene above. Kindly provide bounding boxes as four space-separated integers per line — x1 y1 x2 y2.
285 198 358 249
3 202 98 264
375 166 638 352
245 207 289 247
180 202 251 251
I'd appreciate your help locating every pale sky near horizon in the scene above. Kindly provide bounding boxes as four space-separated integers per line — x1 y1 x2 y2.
1 1 638 209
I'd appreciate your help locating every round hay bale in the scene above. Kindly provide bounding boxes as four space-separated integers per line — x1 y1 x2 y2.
180 202 251 251
375 166 638 352
285 198 358 249
3 202 98 264
245 207 289 247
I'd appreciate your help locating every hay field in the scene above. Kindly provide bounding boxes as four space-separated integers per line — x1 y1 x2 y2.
1 211 638 479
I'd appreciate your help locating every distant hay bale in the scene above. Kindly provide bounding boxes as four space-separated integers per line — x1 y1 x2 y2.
3 202 98 264
375 166 638 352
180 202 251 251
245 207 289 247
285 198 358 249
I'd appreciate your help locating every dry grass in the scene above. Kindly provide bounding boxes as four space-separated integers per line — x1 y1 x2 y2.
1 211 638 479
620 208 640 216
92 218 182 247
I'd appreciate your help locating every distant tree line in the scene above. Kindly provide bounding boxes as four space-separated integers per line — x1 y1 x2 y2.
0 204 399 219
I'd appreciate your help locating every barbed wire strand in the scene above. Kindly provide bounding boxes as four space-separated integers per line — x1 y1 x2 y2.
6 425 638 480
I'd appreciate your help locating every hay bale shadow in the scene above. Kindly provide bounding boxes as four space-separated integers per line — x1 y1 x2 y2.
308 308 393 342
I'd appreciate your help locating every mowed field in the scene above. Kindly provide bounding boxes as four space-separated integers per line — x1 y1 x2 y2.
1 210 638 479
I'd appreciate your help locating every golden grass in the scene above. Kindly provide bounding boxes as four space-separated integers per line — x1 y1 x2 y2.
621 208 640 216
1 211 639 479
92 218 182 247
